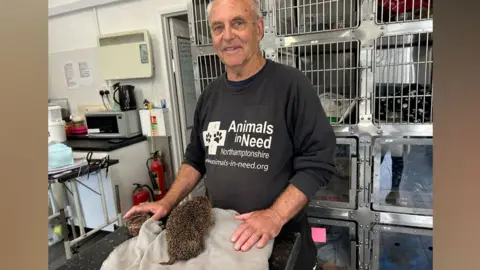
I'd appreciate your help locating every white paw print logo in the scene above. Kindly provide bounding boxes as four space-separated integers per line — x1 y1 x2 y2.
203 121 226 155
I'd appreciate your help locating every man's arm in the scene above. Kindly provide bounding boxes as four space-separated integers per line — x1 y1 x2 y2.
285 71 337 201
160 163 203 211
267 71 337 225
269 184 308 226
164 89 208 210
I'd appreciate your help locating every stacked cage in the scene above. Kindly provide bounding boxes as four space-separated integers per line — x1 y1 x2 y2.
187 0 433 269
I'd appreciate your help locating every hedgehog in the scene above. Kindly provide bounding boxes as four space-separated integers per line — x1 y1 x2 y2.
160 196 214 265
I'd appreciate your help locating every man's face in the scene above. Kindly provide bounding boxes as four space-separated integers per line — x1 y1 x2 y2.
208 0 264 68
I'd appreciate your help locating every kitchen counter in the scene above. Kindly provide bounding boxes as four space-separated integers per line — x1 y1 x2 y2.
63 135 147 152
54 226 300 270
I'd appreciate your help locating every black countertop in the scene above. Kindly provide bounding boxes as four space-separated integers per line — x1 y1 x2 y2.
54 226 300 270
63 135 147 152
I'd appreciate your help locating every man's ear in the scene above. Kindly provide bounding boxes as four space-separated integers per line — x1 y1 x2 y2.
257 18 265 40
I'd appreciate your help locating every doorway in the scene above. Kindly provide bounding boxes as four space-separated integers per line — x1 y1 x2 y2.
169 14 197 155
161 9 205 197
160 11 197 171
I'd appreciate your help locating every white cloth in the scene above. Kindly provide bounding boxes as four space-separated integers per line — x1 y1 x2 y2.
101 208 274 270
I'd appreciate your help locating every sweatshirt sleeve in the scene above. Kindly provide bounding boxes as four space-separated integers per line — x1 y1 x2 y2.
182 92 207 176
287 71 337 200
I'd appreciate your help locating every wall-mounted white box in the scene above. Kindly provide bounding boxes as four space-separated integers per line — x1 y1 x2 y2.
139 109 171 137
98 29 153 80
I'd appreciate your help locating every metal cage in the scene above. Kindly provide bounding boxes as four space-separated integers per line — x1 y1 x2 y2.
370 225 432 270
196 53 225 92
308 218 358 270
371 137 433 216
373 32 433 125
375 0 433 24
274 40 361 126
275 0 360 36
310 137 358 210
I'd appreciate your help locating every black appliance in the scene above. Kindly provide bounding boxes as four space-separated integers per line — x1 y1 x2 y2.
113 83 137 111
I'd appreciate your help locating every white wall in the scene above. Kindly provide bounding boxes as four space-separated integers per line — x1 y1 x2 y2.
48 0 190 173
48 0 188 111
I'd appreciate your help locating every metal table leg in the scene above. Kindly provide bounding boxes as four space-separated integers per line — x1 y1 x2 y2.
59 208 73 260
70 180 86 236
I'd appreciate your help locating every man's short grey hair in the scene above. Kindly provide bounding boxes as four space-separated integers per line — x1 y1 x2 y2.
206 0 263 20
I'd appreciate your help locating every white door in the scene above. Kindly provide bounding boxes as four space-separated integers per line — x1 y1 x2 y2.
169 17 198 156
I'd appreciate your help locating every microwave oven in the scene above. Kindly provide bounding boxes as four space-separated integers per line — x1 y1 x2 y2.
85 110 141 139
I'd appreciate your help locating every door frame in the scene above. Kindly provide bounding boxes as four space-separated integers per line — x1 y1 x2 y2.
157 5 190 175
169 18 195 156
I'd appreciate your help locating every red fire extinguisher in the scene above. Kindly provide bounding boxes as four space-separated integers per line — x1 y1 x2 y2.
132 183 155 206
146 151 167 201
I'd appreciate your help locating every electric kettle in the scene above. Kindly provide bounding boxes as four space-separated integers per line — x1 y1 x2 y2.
113 83 137 111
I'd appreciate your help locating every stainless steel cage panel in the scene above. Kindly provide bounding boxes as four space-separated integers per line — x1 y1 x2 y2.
370 225 432 270
311 137 358 210
194 49 266 92
371 137 433 216
196 53 226 92
275 40 361 126
191 0 212 46
376 212 432 228
191 0 268 46
375 0 433 24
308 218 358 270
373 32 433 125
275 0 359 36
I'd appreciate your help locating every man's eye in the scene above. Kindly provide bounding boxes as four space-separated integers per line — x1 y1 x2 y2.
213 25 223 32
233 20 244 27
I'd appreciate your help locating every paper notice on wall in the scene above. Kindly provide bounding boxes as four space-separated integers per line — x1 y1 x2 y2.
63 61 79 90
77 61 94 87
63 61 94 89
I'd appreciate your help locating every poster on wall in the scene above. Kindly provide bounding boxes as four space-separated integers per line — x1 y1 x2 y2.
63 61 78 90
63 60 94 90
78 61 94 87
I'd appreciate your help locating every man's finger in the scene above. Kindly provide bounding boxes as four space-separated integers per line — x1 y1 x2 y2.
123 206 140 219
256 234 270 249
234 212 253 220
233 227 254 250
241 232 261 251
231 223 248 242
152 211 163 220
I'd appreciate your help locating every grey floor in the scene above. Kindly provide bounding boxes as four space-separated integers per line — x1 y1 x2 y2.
48 227 109 270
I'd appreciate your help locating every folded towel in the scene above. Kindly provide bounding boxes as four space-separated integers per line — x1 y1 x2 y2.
101 208 274 270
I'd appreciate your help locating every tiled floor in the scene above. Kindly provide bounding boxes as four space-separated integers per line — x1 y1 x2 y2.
48 227 109 270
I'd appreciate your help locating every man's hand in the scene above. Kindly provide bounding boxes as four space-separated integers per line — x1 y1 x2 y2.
123 200 172 220
231 208 285 252
230 185 309 252
123 164 202 221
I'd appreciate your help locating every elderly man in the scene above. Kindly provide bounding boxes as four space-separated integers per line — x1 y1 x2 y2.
124 0 337 269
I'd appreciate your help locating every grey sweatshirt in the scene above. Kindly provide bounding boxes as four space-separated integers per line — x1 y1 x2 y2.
183 59 337 215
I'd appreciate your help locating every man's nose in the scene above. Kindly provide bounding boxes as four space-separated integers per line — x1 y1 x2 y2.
222 25 235 41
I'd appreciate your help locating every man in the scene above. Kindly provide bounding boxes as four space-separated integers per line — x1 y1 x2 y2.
124 0 337 269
